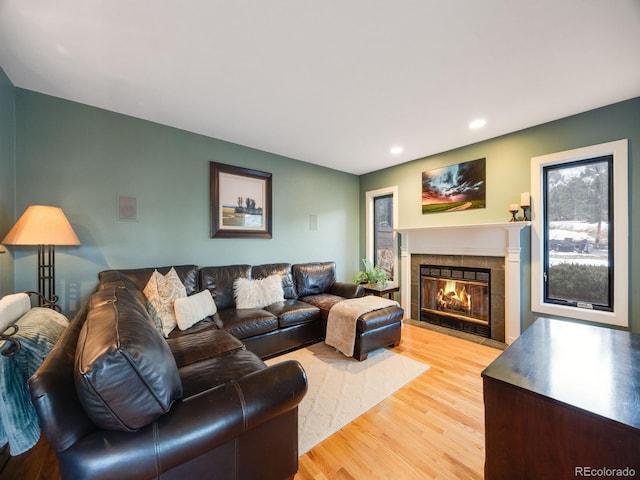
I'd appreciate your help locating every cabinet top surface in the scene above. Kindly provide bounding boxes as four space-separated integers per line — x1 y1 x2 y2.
482 317 640 429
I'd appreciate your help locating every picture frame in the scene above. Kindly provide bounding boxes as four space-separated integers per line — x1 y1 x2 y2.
210 162 272 238
421 158 486 214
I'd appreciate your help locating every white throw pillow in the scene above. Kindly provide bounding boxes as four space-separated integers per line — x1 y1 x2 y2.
0 293 31 332
174 290 217 331
143 268 187 338
234 274 284 309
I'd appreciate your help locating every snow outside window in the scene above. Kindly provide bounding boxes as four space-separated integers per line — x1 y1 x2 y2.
531 140 629 327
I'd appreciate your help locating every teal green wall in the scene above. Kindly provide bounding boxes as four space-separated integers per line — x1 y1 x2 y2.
359 97 640 332
4 84 639 331
12 90 360 315
0 67 15 297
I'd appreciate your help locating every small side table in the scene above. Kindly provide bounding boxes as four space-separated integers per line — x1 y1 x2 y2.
362 282 400 300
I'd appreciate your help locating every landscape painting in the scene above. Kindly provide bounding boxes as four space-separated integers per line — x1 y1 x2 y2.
422 158 486 214
210 162 272 238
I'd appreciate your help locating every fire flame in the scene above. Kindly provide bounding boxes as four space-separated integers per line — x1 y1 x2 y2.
437 280 472 312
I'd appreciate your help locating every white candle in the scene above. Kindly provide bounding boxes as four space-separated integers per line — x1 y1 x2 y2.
509 204 519 212
520 192 530 207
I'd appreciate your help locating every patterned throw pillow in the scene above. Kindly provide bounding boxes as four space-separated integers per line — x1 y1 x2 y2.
143 268 187 337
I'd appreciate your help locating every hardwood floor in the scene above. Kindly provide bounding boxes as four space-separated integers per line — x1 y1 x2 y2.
0 435 60 480
0 322 502 480
295 322 502 480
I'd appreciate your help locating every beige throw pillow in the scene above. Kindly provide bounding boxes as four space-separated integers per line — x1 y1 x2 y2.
234 274 284 309
174 290 217 331
143 268 187 337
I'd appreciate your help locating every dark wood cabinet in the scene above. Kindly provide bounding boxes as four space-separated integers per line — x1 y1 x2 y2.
482 317 640 479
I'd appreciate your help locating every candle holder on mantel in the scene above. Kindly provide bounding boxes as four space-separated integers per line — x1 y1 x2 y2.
521 205 529 221
508 204 519 222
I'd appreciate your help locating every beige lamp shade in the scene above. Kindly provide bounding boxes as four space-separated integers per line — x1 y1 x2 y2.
2 205 80 246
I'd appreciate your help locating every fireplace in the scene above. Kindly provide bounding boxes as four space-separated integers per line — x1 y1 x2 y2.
411 253 506 342
420 264 491 338
398 222 529 344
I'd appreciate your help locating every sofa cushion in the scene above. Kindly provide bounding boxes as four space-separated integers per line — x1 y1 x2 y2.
299 293 346 320
75 285 183 432
213 308 278 340
143 267 187 337
200 265 251 310
166 328 244 368
252 263 297 299
174 289 217 331
292 262 336 297
265 299 320 328
234 275 284 309
178 349 266 398
167 317 218 337
96 272 148 305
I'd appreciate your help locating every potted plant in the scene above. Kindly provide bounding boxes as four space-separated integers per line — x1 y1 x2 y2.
353 258 390 285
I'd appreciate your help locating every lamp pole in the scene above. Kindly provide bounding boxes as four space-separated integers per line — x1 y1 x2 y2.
38 244 60 310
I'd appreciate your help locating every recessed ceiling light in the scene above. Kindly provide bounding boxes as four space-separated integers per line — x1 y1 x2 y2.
469 118 487 129
55 43 69 56
390 146 403 155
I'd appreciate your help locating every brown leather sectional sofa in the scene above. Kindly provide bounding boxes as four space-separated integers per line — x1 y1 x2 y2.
29 262 363 480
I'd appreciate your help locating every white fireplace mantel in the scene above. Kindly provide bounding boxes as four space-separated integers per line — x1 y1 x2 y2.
396 222 530 344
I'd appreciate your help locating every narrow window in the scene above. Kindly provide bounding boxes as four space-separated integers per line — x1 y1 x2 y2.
543 156 613 310
365 186 398 281
531 139 628 327
373 194 394 279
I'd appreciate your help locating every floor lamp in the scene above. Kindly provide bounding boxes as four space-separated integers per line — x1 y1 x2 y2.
1 205 80 310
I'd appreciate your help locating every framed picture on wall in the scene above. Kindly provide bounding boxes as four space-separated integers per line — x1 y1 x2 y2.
421 158 486 214
210 162 272 238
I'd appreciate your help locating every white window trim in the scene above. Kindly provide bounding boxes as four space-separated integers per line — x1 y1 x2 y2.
530 139 628 327
365 186 398 278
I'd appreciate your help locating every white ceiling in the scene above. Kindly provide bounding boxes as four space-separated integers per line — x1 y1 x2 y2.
1 1 639 175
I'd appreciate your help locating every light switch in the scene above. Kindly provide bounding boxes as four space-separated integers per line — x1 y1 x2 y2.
309 214 319 231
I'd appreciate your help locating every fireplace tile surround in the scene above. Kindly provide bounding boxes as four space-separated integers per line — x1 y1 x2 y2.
412 254 505 342
397 222 530 345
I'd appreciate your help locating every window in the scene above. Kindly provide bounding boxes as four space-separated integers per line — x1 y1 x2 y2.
544 156 612 310
531 140 628 327
373 194 394 278
366 187 398 280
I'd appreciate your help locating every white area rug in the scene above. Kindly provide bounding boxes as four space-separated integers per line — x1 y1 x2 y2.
266 342 429 454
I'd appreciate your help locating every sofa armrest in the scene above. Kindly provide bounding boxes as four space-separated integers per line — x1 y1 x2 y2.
329 281 364 299
29 304 97 453
57 360 307 480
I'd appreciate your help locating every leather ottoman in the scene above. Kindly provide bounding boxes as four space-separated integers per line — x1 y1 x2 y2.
353 305 404 361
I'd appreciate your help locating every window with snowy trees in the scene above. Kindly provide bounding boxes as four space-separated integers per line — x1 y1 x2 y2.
531 140 628 327
543 156 612 310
